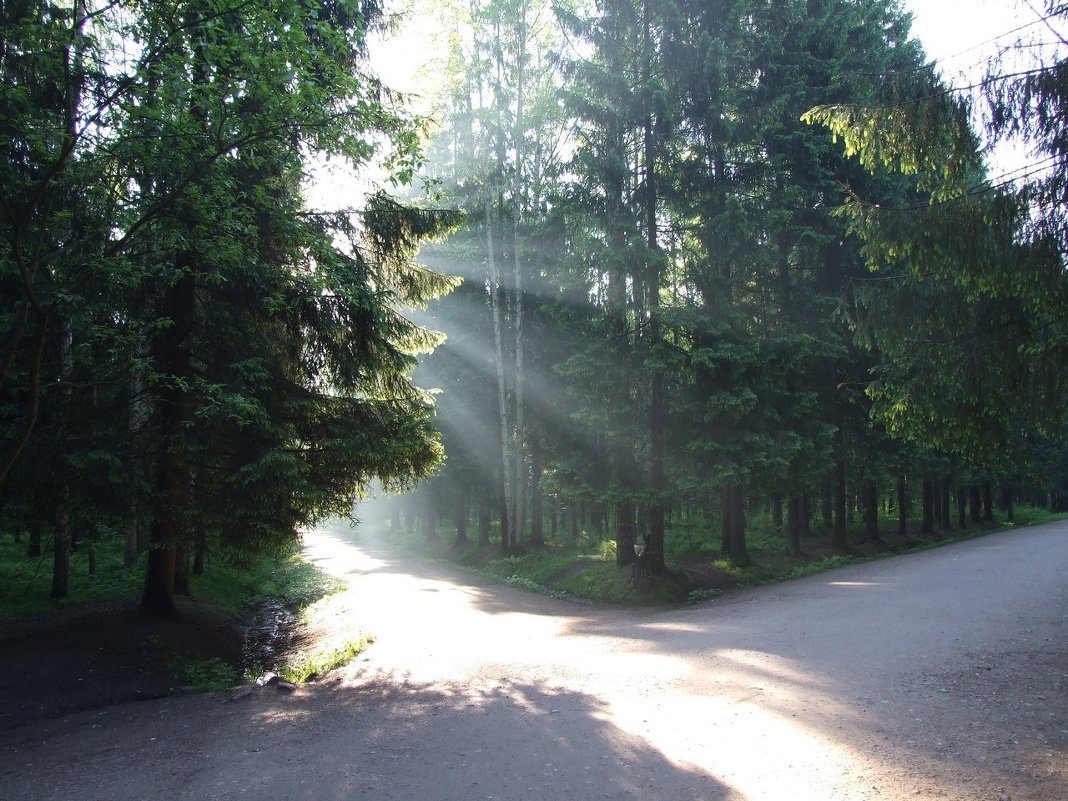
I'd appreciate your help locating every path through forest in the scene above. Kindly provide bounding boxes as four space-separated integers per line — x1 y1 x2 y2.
2 521 1067 800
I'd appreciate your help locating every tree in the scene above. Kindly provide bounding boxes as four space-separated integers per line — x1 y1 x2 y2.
1 0 458 615
803 1 1068 462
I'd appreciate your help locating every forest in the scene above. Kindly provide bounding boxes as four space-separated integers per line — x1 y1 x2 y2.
2 0 1068 614
388 0 1068 574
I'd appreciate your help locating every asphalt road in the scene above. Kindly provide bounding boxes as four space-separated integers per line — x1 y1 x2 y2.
3 521 1066 801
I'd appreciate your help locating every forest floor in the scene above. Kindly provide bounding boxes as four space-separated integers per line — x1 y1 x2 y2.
0 595 247 730
0 522 1001 732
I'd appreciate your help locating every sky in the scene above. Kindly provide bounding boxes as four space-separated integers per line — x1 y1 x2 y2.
903 0 1065 181
904 0 1028 67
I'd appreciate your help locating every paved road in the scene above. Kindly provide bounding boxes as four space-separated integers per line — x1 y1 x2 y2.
2 522 1066 800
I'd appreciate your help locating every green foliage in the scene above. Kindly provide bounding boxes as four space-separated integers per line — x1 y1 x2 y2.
279 633 375 684
1004 504 1068 528
194 543 341 617
0 0 460 613
172 656 239 692
686 587 724 605
0 532 143 616
804 3 1068 462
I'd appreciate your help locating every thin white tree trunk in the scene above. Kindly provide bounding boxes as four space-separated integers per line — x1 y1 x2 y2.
511 0 528 547
485 198 514 552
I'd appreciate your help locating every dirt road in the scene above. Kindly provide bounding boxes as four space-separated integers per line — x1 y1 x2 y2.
2 522 1066 800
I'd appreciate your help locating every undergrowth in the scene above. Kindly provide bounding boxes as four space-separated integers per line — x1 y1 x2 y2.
0 532 359 689
382 504 1066 607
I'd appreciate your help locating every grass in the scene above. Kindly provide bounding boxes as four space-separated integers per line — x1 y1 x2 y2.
0 530 366 688
382 504 1067 607
0 534 144 617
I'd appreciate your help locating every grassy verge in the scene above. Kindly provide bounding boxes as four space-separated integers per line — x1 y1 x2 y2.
0 532 372 688
381 504 1067 607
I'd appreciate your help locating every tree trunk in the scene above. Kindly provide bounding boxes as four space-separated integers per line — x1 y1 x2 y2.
28 519 42 558
786 494 802 556
642 0 666 576
999 482 1014 522
174 544 191 595
921 477 935 534
125 495 141 568
939 479 952 530
729 484 749 567
771 494 783 529
51 315 74 600
981 481 994 522
192 528 206 576
477 492 491 547
616 501 637 567
832 455 848 552
969 485 982 524
454 483 468 546
957 486 967 529
498 489 510 553
897 476 907 537
529 438 543 548
126 345 150 567
820 491 832 528
862 479 880 541
721 485 732 555
485 199 514 556
141 268 196 619
51 483 71 600
510 8 527 549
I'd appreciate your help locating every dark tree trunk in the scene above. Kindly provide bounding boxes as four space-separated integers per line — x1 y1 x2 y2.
939 479 952 530
925 476 939 534
616 501 637 567
820 491 833 528
141 269 196 619
999 483 1014 522
51 484 71 600
125 496 141 568
897 476 907 537
862 479 880 541
729 484 749 567
174 544 191 595
477 492 491 547
453 484 468 546
27 519 42 558
957 486 968 529
721 485 731 555
786 494 802 556
499 491 510 554
771 494 783 529
530 442 543 548
969 485 982 524
425 500 438 540
981 481 994 522
832 456 847 552
192 527 206 576
405 498 416 533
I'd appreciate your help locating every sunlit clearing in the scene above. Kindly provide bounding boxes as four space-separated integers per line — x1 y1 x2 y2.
301 530 569 683
602 648 866 800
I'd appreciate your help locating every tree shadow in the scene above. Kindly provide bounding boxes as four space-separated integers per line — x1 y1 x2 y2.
0 675 739 801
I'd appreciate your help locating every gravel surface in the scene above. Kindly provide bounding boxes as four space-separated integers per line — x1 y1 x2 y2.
2 521 1066 801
